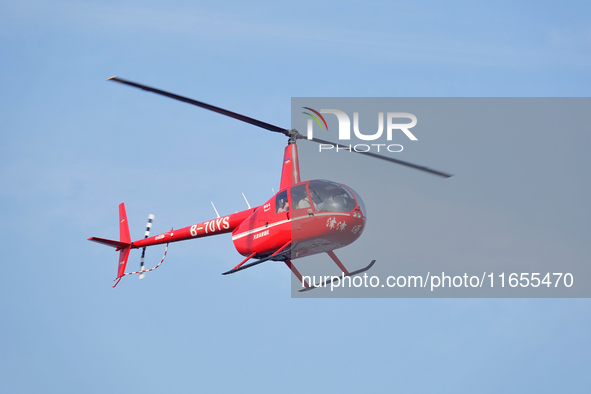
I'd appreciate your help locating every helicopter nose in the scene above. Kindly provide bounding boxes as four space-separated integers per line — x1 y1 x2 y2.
344 185 366 219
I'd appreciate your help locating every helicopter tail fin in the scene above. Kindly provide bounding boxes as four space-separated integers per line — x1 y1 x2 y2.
88 203 132 287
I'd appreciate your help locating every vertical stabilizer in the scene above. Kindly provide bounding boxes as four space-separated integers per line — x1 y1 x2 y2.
119 203 131 244
117 203 131 278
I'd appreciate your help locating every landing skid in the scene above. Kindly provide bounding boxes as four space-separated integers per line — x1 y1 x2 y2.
284 249 376 292
222 243 377 294
298 259 376 292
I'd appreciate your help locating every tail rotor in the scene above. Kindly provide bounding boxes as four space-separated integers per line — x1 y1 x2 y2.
139 214 155 279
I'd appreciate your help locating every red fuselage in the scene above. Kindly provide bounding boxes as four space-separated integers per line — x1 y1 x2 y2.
131 179 366 262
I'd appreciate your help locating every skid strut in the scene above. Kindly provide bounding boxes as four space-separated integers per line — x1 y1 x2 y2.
285 260 310 288
297 251 376 292
222 241 293 275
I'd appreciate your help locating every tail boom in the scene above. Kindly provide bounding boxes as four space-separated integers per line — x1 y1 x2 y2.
131 206 258 249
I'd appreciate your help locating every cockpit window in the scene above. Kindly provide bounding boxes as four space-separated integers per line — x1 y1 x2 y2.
290 184 310 210
308 180 357 212
276 190 290 213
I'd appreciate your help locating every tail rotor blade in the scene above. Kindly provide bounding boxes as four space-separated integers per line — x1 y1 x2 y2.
139 214 154 280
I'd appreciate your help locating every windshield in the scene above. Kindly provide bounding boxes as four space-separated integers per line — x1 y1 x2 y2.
308 180 357 213
345 184 366 217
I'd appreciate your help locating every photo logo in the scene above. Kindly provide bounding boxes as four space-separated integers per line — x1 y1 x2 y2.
302 107 329 132
303 109 418 153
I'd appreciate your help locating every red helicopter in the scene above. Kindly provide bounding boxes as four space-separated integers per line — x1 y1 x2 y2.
89 77 452 291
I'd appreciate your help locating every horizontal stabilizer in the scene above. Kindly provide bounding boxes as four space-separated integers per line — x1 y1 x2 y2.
88 237 131 250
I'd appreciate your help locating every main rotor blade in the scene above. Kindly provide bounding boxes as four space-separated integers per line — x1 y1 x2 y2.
309 137 453 178
108 76 290 136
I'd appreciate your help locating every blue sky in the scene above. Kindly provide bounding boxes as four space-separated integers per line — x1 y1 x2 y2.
1 1 590 393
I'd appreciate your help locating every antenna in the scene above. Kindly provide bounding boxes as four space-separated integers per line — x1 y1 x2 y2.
242 193 251 209
211 202 220 218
